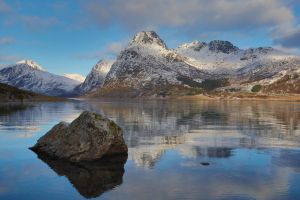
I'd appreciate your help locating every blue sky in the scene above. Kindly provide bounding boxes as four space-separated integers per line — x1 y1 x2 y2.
0 0 300 76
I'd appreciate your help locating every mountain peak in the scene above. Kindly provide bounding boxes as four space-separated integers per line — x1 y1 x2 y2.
208 40 239 54
130 31 167 48
16 60 45 71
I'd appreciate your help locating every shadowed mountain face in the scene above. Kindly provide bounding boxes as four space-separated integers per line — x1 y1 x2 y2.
34 154 127 199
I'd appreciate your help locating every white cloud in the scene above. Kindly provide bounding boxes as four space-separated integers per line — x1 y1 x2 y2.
20 16 59 30
75 51 104 60
82 0 294 31
0 55 21 63
0 36 14 45
272 45 300 55
81 0 300 49
106 42 127 55
75 40 128 60
0 0 59 30
273 27 300 48
0 0 11 13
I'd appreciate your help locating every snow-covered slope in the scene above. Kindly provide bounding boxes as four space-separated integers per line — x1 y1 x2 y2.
74 60 114 95
176 41 300 83
64 74 85 83
0 60 80 97
97 31 210 97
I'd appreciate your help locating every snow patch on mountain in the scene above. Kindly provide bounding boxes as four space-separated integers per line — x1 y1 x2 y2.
64 74 85 83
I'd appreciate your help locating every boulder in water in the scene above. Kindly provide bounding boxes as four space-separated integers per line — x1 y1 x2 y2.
30 111 128 162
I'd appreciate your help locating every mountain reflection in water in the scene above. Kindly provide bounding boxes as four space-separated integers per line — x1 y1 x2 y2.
0 100 299 200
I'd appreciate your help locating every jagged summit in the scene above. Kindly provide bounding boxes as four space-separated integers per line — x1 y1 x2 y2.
178 40 239 54
129 31 167 48
16 60 45 71
208 40 239 54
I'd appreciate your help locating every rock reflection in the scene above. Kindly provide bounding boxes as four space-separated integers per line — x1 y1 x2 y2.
207 147 233 158
35 154 127 199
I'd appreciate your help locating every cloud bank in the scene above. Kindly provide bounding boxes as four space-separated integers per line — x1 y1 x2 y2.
81 0 298 48
83 0 293 29
0 37 14 45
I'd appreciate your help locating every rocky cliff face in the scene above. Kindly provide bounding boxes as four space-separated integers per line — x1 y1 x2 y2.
208 40 239 54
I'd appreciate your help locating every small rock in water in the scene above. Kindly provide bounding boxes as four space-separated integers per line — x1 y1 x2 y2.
30 111 128 162
201 162 210 166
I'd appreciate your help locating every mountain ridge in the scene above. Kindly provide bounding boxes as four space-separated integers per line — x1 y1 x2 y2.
1 31 299 98
88 31 300 97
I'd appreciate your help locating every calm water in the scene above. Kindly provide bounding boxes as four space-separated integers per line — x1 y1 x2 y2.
0 100 300 200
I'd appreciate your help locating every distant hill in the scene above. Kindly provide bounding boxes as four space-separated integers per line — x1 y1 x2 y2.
0 60 80 97
0 83 63 102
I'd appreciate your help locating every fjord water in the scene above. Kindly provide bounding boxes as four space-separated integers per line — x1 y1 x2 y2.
0 100 300 200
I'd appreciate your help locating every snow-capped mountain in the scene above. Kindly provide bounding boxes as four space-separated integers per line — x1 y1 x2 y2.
73 60 114 95
85 31 300 97
96 31 210 97
0 60 81 97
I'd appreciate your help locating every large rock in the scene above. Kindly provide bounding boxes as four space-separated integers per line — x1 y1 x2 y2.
30 111 128 162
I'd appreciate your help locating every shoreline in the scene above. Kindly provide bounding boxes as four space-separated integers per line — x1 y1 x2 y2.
80 93 300 102
177 93 300 101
